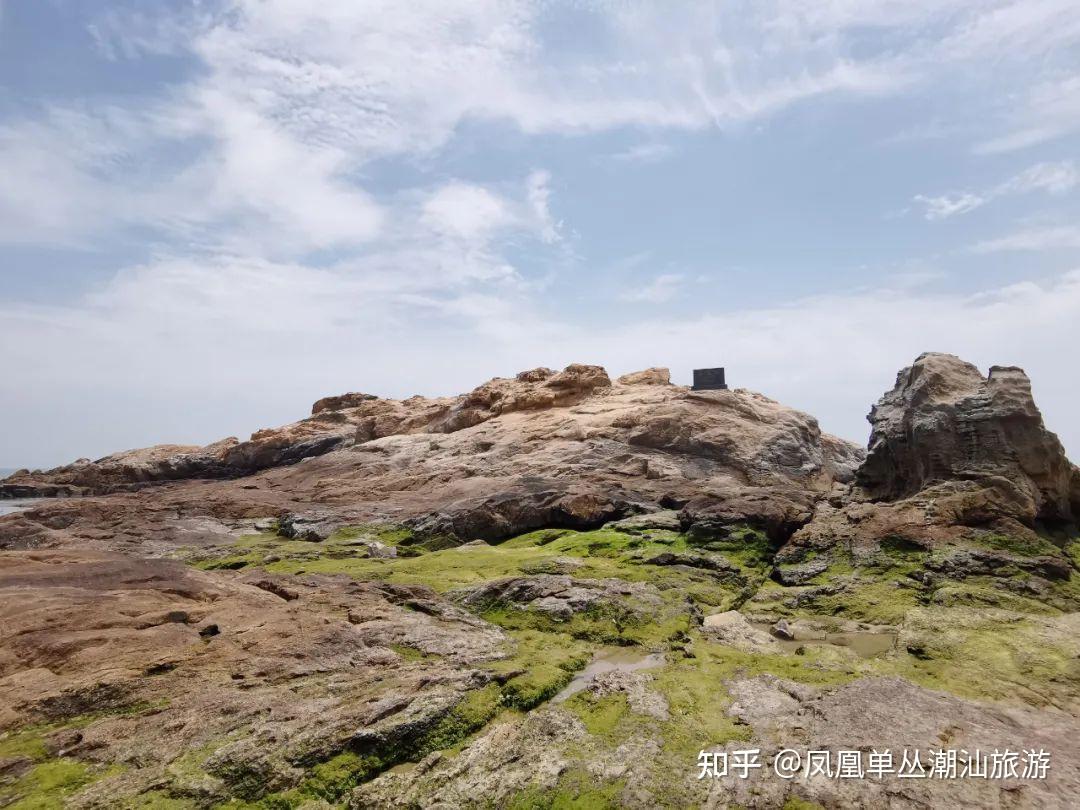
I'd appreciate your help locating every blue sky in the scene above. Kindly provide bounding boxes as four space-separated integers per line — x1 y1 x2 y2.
2 0 1080 467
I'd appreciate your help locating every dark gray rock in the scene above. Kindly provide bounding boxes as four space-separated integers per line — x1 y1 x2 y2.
771 557 829 585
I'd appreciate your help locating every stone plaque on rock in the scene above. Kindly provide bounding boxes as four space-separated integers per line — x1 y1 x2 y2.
692 367 728 390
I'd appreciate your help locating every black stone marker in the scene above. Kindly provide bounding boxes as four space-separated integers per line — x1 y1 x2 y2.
692 367 728 390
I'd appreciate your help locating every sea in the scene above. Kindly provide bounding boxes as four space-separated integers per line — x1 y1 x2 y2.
0 468 41 516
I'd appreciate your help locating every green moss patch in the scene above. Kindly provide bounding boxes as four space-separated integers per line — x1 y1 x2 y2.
487 630 592 710
0 720 125 809
894 607 1080 705
969 531 1062 558
506 769 625 810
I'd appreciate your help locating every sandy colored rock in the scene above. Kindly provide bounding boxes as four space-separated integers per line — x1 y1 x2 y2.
702 610 780 653
617 367 671 386
2 363 861 555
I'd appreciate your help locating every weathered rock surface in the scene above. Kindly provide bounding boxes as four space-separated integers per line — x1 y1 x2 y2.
2 363 861 554
0 550 511 805
353 667 1080 809
1 354 1078 809
586 669 669 720
859 353 1079 525
351 707 588 809
616 367 671 386
454 574 663 623
786 353 1080 561
710 674 1080 810
606 509 682 533
702 610 779 653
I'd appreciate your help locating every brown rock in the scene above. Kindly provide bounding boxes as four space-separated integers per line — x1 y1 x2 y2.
311 392 378 414
4 364 861 552
544 363 611 392
0 549 509 804
858 352 1078 525
616 367 671 386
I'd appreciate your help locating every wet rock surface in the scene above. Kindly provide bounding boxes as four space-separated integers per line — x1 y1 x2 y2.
454 574 665 623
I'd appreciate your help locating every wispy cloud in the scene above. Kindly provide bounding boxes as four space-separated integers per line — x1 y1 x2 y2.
996 161 1079 195
619 273 684 303
913 160 1078 221
975 74 1080 154
913 192 986 221
6 1 1080 253
970 225 1080 253
608 143 673 164
6 265 1080 463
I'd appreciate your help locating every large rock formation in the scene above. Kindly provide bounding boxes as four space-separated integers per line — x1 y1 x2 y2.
2 355 1079 809
1 363 862 553
858 353 1078 526
786 352 1080 563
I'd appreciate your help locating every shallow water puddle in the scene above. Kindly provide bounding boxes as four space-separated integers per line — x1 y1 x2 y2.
0 499 44 517
751 622 897 658
552 647 666 703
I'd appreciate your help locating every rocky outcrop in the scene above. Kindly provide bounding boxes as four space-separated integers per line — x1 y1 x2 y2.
3 353 1080 808
616 367 671 386
311 391 378 414
0 364 613 499
858 353 1078 526
0 441 241 497
0 550 511 805
454 575 663 622
702 610 780 652
3 363 861 552
788 353 1080 559
351 707 588 809
427 363 611 433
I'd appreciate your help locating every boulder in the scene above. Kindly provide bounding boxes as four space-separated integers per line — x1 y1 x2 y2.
771 557 829 586
311 392 378 414
642 551 743 584
278 513 335 542
605 510 682 533
771 618 795 640
616 368 671 386
544 363 611 393
702 610 779 652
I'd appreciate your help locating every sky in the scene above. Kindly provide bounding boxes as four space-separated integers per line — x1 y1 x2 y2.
2 0 1080 469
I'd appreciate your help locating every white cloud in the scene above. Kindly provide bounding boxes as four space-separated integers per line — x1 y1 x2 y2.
975 74 1080 154
525 170 560 244
913 192 986 221
608 143 673 164
5 265 1080 465
914 160 1078 221
996 161 1079 195
422 183 511 241
6 1 1080 465
970 225 1080 253
619 273 685 303
6 1 1080 251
